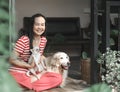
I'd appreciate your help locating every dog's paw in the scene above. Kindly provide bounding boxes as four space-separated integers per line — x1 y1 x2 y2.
59 82 66 88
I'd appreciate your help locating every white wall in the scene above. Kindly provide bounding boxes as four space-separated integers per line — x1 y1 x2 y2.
15 0 90 30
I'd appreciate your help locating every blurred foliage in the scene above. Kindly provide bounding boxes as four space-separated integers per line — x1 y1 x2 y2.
0 0 9 56
52 33 66 43
84 83 112 92
0 0 21 92
0 58 21 92
45 33 66 53
97 48 120 92
111 29 119 36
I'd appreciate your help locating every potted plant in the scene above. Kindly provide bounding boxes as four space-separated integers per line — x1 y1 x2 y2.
80 51 91 84
81 30 101 83
97 47 120 92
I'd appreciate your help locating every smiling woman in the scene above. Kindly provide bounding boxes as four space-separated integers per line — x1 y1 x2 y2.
8 13 63 92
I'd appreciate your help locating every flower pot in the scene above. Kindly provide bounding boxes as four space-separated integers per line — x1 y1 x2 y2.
80 58 91 84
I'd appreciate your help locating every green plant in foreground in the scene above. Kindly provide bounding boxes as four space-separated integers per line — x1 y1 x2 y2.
0 0 21 92
0 58 21 92
84 83 112 92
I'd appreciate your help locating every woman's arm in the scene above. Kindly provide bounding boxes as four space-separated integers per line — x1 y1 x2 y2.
9 50 33 69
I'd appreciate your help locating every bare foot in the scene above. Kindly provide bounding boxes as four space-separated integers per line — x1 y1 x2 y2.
31 71 46 83
37 71 46 79
31 75 38 83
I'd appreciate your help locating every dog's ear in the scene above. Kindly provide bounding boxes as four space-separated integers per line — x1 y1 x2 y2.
51 57 57 65
51 57 60 67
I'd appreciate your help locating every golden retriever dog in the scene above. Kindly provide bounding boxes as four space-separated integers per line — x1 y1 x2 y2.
46 52 70 87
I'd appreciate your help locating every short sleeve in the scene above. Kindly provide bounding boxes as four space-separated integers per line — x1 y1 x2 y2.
40 36 47 55
14 36 29 54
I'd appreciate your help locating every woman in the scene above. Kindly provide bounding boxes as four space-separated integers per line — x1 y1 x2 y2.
9 13 62 92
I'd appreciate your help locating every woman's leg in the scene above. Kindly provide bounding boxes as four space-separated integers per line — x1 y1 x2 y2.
9 71 32 89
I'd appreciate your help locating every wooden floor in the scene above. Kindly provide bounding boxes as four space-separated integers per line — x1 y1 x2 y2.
23 77 89 92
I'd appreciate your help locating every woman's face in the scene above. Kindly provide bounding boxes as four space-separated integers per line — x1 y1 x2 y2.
33 16 46 36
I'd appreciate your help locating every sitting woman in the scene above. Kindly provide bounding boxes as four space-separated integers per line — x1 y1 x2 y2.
9 13 62 92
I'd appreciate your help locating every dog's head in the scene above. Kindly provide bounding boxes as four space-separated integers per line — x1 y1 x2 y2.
31 46 40 55
51 52 70 70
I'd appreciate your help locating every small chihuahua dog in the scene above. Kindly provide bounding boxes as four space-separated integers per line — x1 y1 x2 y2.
26 46 46 79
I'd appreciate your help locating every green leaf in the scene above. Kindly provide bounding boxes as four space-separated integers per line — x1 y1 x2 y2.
0 23 9 36
97 30 102 36
0 0 8 8
110 38 115 46
0 8 9 20
111 29 119 36
84 83 112 92
82 51 88 59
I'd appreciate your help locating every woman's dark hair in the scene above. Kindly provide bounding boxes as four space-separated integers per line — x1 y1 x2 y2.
29 13 46 50
18 13 46 51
